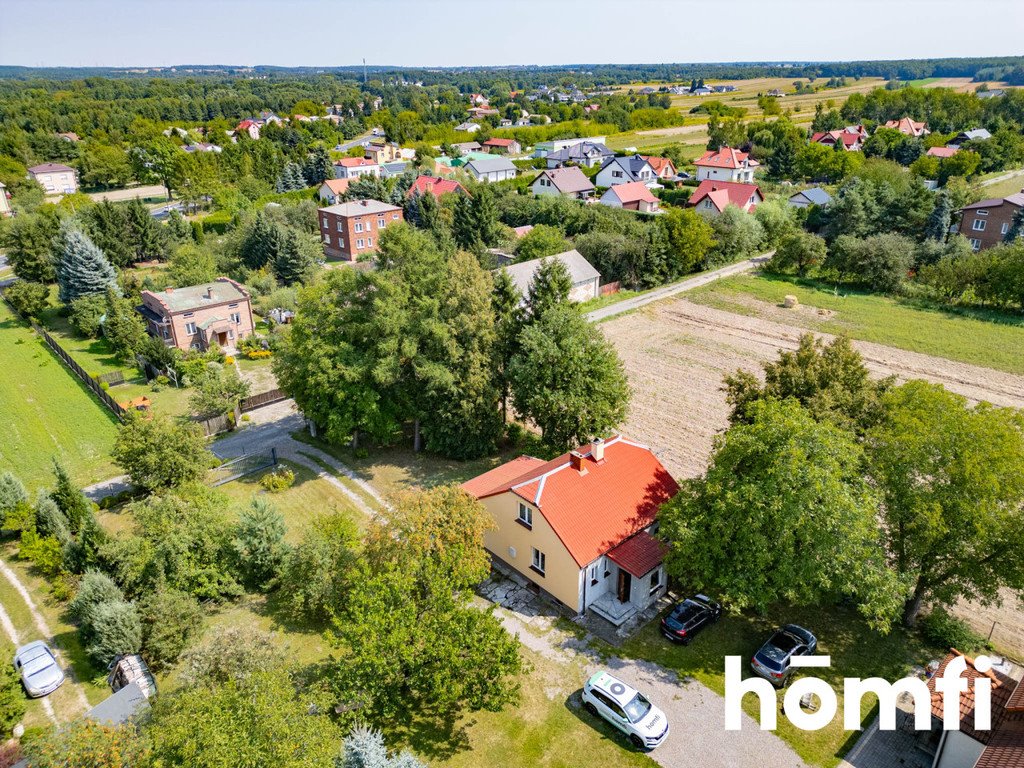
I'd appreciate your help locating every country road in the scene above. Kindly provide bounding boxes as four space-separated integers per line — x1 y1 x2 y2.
980 167 1024 187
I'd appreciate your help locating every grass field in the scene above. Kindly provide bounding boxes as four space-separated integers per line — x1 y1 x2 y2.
621 602 939 767
0 300 119 490
686 273 1024 375
979 169 1024 199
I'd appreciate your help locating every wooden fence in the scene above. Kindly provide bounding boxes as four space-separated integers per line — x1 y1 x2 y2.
600 281 621 297
240 388 287 413
31 323 126 421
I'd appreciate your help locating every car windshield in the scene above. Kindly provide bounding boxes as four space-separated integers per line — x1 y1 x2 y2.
624 693 652 723
673 603 698 621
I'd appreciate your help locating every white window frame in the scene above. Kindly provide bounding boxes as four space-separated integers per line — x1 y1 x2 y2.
531 548 545 575
976 209 989 216
366 237 373 247
230 312 241 324
185 322 197 335
354 222 364 233
972 219 986 231
356 238 365 249
1001 222 1009 235
969 238 981 251
649 568 662 595
322 234 330 244
517 503 533 528
378 217 386 228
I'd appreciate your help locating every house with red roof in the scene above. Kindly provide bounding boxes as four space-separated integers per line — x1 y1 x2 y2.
810 128 866 151
599 181 661 213
927 146 960 159
317 178 351 205
463 436 679 625
333 157 381 180
641 155 678 180
482 137 522 155
235 120 260 140
689 180 763 215
407 175 468 200
883 117 930 138
694 146 759 183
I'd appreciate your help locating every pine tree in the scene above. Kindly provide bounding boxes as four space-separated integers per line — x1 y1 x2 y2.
54 222 119 304
389 169 417 205
240 214 277 270
347 174 388 202
924 193 952 242
472 188 498 246
103 287 148 363
126 198 162 261
414 189 442 235
303 147 333 186
452 194 481 251
527 257 572 323
84 201 134 268
51 458 91 534
492 268 524 424
286 163 307 191
339 725 425 768
274 230 317 285
166 208 193 242
1005 206 1024 243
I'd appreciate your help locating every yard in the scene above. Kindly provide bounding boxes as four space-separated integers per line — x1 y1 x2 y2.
0 299 119 490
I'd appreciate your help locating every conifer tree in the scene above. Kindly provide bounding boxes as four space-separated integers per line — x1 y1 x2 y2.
526 257 572 323
126 198 162 261
54 222 118 304
273 230 317 285
452 193 481 251
492 268 523 424
303 146 333 186
924 192 951 242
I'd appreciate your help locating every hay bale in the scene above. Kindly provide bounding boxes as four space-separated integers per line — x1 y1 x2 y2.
783 294 800 309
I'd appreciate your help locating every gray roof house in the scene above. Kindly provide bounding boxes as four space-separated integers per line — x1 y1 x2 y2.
595 154 658 188
451 141 482 154
949 128 993 147
500 249 601 305
544 141 616 169
86 681 151 726
530 167 596 199
788 187 833 208
462 157 518 183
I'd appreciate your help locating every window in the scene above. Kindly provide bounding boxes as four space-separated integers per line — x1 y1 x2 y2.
517 503 532 528
185 322 197 335
531 548 545 575
322 234 331 244
367 237 373 247
392 213 400 220
1001 223 1010 235
183 311 194 318
378 217 386 228
354 222 364 233
337 221 344 231
230 313 241 324
704 200 713 209
972 219 986 231
969 238 982 251
356 239 365 249
589 564 598 586
976 209 989 216
612 170 623 178
649 569 662 595
228 330 234 339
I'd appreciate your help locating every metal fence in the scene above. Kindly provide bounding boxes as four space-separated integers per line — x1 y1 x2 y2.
97 370 126 387
31 322 127 421
210 449 279 486
240 388 287 413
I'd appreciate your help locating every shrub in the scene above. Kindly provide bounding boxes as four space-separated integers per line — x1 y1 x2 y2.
68 293 107 338
138 589 204 671
3 281 49 319
155 375 170 386
179 627 284 688
83 599 142 666
69 570 125 623
246 349 272 360
17 529 63 578
0 644 26 735
920 608 990 654
232 498 289 591
259 467 295 493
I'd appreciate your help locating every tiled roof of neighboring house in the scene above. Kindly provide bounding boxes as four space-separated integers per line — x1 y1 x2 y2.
1008 677 1024 712
884 117 929 136
535 167 595 194
483 138 517 147
501 249 600 299
963 192 1024 210
320 199 402 217
463 435 679 567
606 181 658 206
334 157 377 168
236 120 257 129
462 456 546 498
694 146 758 169
690 180 762 212
451 141 482 153
546 142 614 164
790 187 833 206
321 178 351 195
957 128 993 142
513 225 534 238
408 175 467 199
607 531 668 577
57 132 80 142
642 156 676 176
146 277 250 314
28 162 75 174
811 130 862 148
927 146 959 158
927 650 1018 743
976 718 1024 768
464 157 517 174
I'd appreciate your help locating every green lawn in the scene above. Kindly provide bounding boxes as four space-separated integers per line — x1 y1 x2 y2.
0 300 119 490
979 170 1024 199
620 602 939 767
687 273 1024 374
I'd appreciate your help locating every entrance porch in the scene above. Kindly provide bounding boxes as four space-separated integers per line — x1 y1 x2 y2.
586 530 667 627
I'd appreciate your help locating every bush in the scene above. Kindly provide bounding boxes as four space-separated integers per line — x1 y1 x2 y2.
920 608 990 654
179 627 284 688
138 589 204 672
246 349 272 360
69 570 125 623
200 210 233 234
83 599 142 667
232 498 289 592
67 293 107 338
3 281 50 319
258 467 294 493
17 529 63 578
0 644 26 735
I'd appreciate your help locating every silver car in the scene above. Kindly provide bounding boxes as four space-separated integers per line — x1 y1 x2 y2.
14 641 65 697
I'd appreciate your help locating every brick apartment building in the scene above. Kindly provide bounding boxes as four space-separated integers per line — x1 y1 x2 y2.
958 191 1024 250
138 277 255 352
318 199 403 261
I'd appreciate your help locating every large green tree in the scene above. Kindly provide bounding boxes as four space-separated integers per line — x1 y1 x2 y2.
54 222 119 304
111 413 214 492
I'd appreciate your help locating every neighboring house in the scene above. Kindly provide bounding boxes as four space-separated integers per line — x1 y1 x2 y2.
27 162 78 194
883 117 930 137
949 128 993 146
0 182 12 217
57 132 80 142
407 175 468 200
978 89 1005 100
468 106 499 118
530 167 596 199
182 142 221 153
927 650 1024 768
138 278 255 352
689 180 764 215
694 146 759 183
599 181 661 213
957 191 1024 250
469 93 489 106
482 138 522 155
787 187 832 208
765 89 785 97
455 122 481 133
512 224 534 239
318 199 403 261
534 136 607 158
317 178 351 205
451 141 482 155
462 157 518 183
380 161 409 179
333 157 381 179
595 155 658 188
235 120 260 140
810 129 865 151
364 142 401 164
641 155 678 181
544 141 615 169
691 86 712 96
462 435 679 625
501 249 601 304
927 146 960 159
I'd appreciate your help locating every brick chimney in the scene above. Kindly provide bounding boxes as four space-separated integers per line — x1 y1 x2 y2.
591 437 605 463
568 451 586 474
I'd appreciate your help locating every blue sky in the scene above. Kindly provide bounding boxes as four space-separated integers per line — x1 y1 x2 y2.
2 0 1022 68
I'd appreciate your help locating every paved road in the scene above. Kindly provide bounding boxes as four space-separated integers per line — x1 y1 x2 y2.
86 184 168 203
586 255 772 323
334 131 378 153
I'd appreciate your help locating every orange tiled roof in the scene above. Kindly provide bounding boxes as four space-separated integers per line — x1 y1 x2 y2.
607 531 668 577
976 718 1024 768
694 146 758 169
927 146 959 159
642 156 676 176
690 180 762 212
408 175 466 199
927 650 1018 744
463 436 679 567
321 178 351 194
335 157 377 168
609 181 658 205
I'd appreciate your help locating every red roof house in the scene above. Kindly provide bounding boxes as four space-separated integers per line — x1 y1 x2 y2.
407 175 468 199
695 146 759 182
926 146 960 159
464 436 679 624
599 181 661 213
641 155 678 179
482 137 522 155
883 117 930 137
689 179 763 214
810 129 865 151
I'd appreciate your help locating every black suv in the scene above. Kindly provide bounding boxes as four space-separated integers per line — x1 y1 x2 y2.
659 594 722 644
750 624 818 687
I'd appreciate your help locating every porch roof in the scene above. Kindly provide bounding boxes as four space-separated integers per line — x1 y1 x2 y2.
607 531 666 578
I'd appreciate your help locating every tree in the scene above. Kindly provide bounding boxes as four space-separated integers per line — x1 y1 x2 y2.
509 304 630 451
659 398 903 631
824 233 915 293
0 643 24 735
54 221 119 304
452 193 481 251
924 192 952 242
768 231 827 277
188 362 251 418
304 146 333 186
83 599 142 666
660 207 716 275
279 511 360 623
125 197 163 262
69 570 125 623
514 224 570 262
137 588 204 672
346 174 389 203
339 726 426 768
3 280 49 318
492 268 524 424
3 211 59 283
724 333 891 435
169 243 218 286
102 287 147 363
1005 206 1024 243
24 721 149 768
232 497 289 592
526 256 572 322
273 229 318 285
179 627 284 688
111 413 213 492
709 206 765 264
0 472 28 524
50 458 91 533
240 213 278 270
866 381 1024 626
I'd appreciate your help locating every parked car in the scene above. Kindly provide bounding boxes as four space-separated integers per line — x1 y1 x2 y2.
581 670 670 750
750 624 818 687
13 641 65 698
660 594 722 644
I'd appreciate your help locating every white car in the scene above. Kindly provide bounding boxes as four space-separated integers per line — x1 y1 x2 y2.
581 670 669 750
13 641 65 698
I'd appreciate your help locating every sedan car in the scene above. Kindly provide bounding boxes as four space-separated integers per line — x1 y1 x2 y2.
13 641 65 698
660 594 722 644
750 624 817 687
581 670 670 750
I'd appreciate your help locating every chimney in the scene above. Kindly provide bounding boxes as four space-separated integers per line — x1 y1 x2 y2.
361 199 368 207
591 437 605 463
568 451 586 474
206 287 213 299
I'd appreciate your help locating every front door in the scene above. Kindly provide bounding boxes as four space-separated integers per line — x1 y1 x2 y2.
616 570 632 603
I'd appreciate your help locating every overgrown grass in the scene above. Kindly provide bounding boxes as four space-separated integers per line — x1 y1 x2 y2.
0 299 119 489
687 273 1024 374
620 602 939 767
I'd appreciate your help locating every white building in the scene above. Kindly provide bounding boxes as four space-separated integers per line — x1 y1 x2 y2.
27 163 78 195
462 157 518 183
333 157 381 180
595 155 658 188
693 146 759 183
500 249 601 304
533 136 607 158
